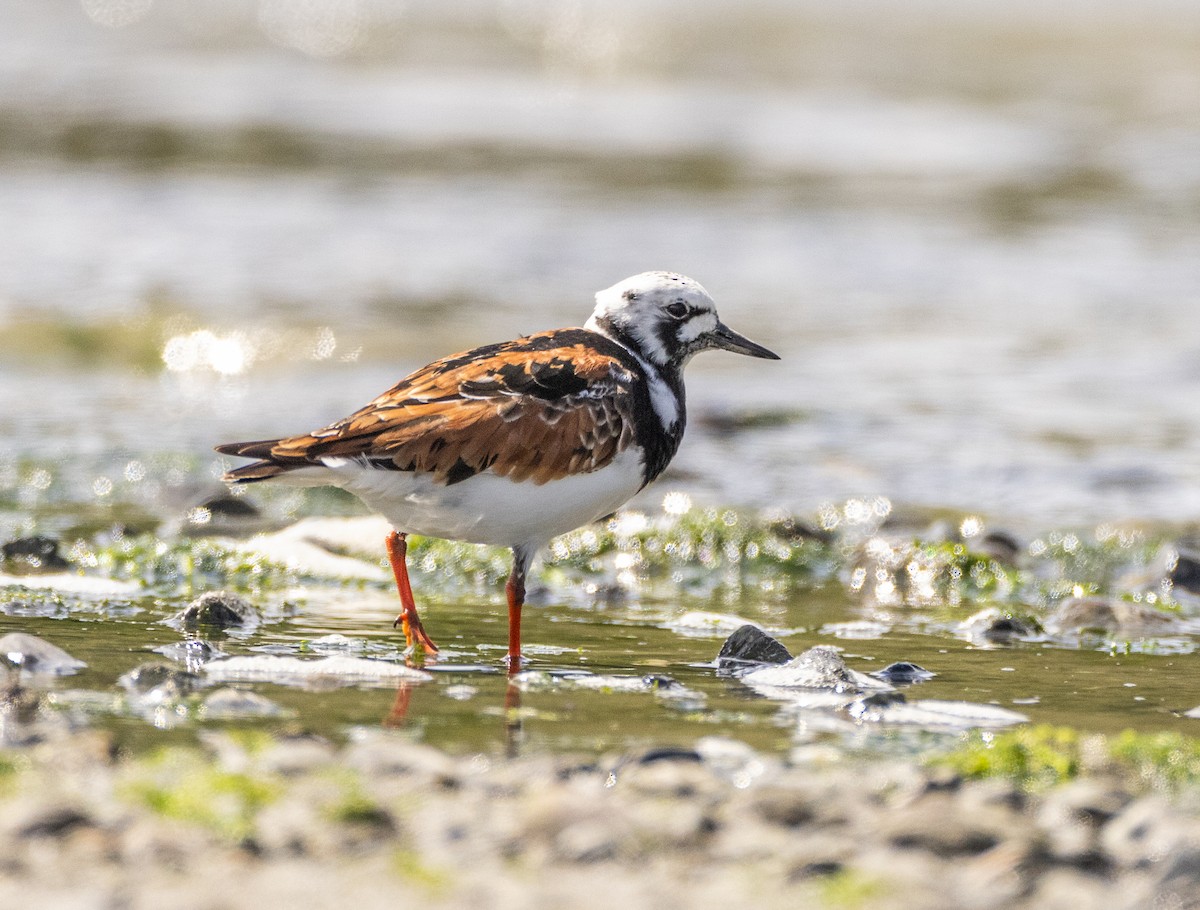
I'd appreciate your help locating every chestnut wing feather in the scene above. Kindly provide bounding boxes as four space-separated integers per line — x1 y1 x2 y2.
220 331 638 486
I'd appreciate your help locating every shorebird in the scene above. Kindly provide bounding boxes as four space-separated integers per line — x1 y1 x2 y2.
216 272 779 665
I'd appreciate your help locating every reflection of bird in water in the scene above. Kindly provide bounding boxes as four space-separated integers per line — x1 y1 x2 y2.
217 272 779 667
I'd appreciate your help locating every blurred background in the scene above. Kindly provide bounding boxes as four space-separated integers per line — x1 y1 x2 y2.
3 0 1200 533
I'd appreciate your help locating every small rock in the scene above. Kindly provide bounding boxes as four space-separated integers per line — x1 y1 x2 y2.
769 516 834 545
958 608 1040 644
632 746 702 766
983 616 1036 642
200 687 286 720
1047 597 1179 635
871 661 935 684
171 590 261 631
155 638 226 670
199 492 261 520
553 819 621 863
1100 796 1181 869
1 535 69 570
118 662 201 699
1036 781 1122 870
342 735 459 784
0 632 87 675
204 655 432 688
742 646 891 693
618 755 718 799
1170 549 1200 595
258 734 337 776
977 530 1022 565
751 784 820 828
0 798 92 839
693 736 769 787
0 683 58 746
880 793 1006 857
717 625 793 670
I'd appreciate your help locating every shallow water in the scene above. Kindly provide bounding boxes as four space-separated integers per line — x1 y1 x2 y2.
4 511 1200 759
4 1 1200 756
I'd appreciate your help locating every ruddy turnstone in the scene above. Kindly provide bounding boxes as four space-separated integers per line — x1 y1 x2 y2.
216 271 779 665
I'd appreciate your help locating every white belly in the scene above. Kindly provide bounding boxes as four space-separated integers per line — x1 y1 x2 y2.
281 449 646 550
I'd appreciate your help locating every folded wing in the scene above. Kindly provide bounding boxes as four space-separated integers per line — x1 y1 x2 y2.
216 329 638 487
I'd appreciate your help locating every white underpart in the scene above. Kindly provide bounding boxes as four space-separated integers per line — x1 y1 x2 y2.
273 448 646 551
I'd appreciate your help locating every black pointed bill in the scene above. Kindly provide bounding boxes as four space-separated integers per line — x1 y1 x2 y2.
708 322 780 360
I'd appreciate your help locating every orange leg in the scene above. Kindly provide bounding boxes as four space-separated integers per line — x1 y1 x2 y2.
505 571 524 670
504 547 530 671
385 531 439 654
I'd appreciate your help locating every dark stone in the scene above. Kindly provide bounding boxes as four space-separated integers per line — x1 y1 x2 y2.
172 590 260 630
717 625 792 670
854 691 907 709
15 805 92 839
769 516 834 545
1 535 69 570
871 661 935 684
983 616 1035 642
199 492 260 519
1171 550 1200 595
790 861 843 880
978 531 1021 565
635 747 703 766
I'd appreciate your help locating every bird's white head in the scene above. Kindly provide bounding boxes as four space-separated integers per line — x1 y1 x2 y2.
586 271 779 369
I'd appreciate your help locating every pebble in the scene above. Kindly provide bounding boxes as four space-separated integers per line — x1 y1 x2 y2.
1170 549 1200 596
715 624 792 670
0 797 93 840
155 639 226 671
870 660 935 684
1047 597 1180 635
0 633 86 676
1 536 69 571
203 655 432 688
741 645 892 692
118 662 202 699
170 591 261 631
200 688 287 720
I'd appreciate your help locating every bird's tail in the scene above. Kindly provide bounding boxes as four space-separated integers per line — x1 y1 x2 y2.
214 439 294 483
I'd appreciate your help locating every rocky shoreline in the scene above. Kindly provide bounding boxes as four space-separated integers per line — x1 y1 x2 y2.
1 723 1199 910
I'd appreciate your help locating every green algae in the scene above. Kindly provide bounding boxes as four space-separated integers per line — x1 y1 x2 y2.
938 725 1083 790
121 746 281 841
0 753 25 797
1107 729 1200 791
816 869 889 909
390 848 454 896
92 535 295 594
937 725 1200 793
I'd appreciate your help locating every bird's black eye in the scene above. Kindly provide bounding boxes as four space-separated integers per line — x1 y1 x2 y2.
664 301 689 319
